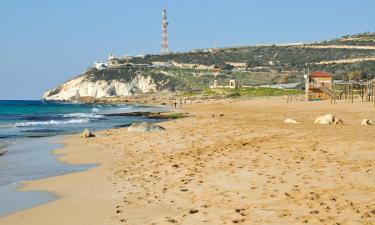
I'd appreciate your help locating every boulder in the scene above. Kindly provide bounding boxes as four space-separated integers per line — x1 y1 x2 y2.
127 122 165 133
314 114 343 125
361 119 373 125
0 150 7 157
80 129 95 138
284 119 299 124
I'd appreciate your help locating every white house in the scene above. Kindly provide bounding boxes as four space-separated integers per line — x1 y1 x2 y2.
94 61 108 70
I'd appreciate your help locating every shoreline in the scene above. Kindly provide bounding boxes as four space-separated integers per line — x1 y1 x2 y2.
0 183 56 218
0 97 374 224
0 134 119 225
0 104 169 220
0 136 94 218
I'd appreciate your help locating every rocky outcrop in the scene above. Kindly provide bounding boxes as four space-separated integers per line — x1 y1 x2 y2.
361 119 373 125
127 122 165 133
284 119 299 124
314 114 343 125
43 74 159 101
80 129 95 138
0 150 7 157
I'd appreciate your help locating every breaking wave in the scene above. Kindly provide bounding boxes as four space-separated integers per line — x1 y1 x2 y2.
63 113 103 119
15 119 90 127
0 124 14 129
91 107 100 113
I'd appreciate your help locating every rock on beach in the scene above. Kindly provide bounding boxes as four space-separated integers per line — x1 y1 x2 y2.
0 150 7 157
127 122 165 133
314 114 343 125
361 119 373 125
80 129 96 138
284 119 299 124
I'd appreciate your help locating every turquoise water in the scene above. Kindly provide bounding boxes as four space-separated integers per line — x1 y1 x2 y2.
0 100 165 217
0 100 163 148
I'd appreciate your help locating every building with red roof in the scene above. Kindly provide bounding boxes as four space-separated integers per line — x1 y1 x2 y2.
309 71 333 78
306 71 333 100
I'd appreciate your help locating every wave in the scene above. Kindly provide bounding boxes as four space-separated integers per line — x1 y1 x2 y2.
63 113 103 119
15 119 90 127
0 124 14 129
92 107 100 113
100 105 137 114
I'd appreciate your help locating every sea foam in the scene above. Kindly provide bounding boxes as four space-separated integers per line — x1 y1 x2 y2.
15 119 90 127
63 113 103 119
91 108 100 113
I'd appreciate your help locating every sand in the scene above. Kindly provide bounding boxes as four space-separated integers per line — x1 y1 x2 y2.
0 97 374 225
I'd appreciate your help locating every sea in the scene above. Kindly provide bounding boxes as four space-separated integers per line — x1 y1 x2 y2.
0 100 165 217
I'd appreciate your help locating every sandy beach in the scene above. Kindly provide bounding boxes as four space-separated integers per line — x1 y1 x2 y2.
0 97 374 225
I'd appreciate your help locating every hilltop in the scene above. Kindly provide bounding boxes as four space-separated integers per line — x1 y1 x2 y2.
125 32 375 78
318 32 375 46
43 32 375 102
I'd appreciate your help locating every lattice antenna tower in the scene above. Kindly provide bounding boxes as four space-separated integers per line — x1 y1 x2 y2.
161 9 169 55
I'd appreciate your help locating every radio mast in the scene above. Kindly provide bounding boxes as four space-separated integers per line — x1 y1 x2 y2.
161 9 169 55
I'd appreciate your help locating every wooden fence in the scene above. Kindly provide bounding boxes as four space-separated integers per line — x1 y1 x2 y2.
337 79 375 106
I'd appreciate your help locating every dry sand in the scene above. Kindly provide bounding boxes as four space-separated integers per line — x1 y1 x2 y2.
0 97 374 225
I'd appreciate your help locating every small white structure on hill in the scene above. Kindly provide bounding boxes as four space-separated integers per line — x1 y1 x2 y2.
212 79 218 88
226 62 248 71
210 79 240 89
108 53 115 61
229 79 240 89
107 53 134 68
94 61 108 70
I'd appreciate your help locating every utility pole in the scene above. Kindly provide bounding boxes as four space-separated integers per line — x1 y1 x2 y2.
305 68 310 101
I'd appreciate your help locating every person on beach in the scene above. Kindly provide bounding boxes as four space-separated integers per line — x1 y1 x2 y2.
174 101 177 108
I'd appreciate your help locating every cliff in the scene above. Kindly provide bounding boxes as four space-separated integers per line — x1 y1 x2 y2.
43 70 173 101
43 64 217 101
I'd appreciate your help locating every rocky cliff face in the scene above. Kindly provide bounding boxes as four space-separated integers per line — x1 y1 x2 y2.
43 74 160 101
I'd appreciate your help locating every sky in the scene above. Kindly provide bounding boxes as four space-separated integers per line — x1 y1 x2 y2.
0 0 374 100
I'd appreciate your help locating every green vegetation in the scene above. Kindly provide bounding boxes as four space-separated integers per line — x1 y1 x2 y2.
128 46 375 71
122 33 375 82
315 61 375 80
320 32 375 46
181 87 303 98
84 65 304 92
164 113 188 119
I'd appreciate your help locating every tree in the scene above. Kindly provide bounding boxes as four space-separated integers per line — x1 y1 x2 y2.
280 74 289 83
347 71 365 81
214 63 234 71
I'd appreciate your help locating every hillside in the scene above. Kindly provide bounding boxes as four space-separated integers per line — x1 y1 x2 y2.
129 44 375 69
318 32 375 46
125 33 375 79
43 33 375 101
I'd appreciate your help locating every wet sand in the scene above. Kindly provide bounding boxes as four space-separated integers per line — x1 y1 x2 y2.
0 137 94 218
0 97 374 225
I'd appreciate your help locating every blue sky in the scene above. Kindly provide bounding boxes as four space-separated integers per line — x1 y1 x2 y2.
0 0 374 99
